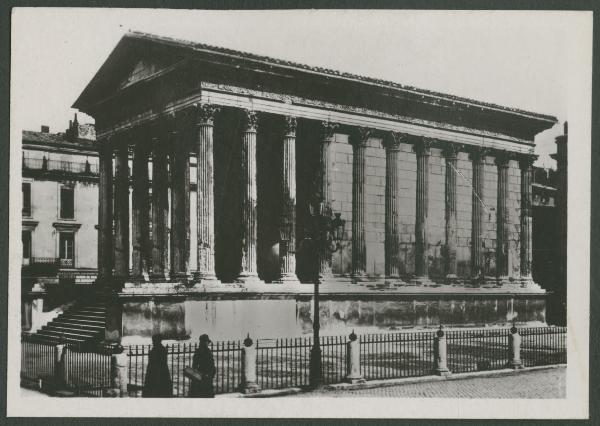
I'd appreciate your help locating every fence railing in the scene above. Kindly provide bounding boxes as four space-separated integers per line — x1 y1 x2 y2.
23 157 98 175
360 331 436 380
22 326 567 397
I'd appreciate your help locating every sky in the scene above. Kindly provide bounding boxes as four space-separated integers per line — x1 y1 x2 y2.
11 9 587 167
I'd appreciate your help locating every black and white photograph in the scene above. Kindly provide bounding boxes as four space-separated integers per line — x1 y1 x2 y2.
6 7 591 419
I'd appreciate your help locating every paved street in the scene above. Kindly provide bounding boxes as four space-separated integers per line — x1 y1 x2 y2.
285 367 566 399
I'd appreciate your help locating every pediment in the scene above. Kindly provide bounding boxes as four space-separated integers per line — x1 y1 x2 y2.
119 59 167 90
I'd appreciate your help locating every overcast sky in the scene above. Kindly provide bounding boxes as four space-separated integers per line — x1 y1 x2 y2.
11 9 588 167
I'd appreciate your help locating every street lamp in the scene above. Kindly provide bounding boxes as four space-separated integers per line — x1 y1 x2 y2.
305 202 345 388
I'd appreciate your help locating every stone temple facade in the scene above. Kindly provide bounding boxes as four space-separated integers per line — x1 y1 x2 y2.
72 32 557 343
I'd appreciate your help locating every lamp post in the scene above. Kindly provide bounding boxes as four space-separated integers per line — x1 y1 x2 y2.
305 202 345 388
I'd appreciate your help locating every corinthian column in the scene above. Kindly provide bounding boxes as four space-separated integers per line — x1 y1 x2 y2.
97 141 114 283
193 104 220 284
317 121 338 280
469 147 487 283
350 127 371 282
443 143 462 282
150 131 169 280
237 109 263 284
383 132 405 285
114 138 130 281
495 151 511 284
413 137 433 285
277 116 300 284
131 140 150 280
519 154 536 287
170 121 191 280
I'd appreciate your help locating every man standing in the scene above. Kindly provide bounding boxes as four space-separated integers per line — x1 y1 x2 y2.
189 334 216 398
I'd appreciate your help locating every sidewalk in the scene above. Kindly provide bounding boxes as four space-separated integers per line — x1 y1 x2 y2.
276 365 566 399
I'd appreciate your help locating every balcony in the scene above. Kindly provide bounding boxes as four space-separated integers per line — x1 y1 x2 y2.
22 257 75 276
22 157 98 175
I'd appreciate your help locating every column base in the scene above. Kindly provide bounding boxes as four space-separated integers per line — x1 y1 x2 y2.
241 382 261 394
192 272 221 287
409 276 436 286
435 367 452 377
445 274 461 285
507 359 524 370
273 274 301 286
351 273 369 283
345 375 366 384
383 277 407 288
236 273 265 285
149 272 169 282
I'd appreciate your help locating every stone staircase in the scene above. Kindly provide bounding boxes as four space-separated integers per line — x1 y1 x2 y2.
32 302 106 344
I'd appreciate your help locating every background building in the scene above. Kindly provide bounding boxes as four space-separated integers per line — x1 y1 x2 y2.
21 117 98 330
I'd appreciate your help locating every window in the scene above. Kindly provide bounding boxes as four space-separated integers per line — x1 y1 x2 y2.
60 186 74 219
59 232 74 267
22 183 31 216
22 230 31 263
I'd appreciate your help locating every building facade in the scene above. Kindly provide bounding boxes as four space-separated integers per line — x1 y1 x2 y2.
71 32 558 343
21 118 99 330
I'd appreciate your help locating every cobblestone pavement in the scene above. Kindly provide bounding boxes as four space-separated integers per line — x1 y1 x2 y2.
287 367 566 399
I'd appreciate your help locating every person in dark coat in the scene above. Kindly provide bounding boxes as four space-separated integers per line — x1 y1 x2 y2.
189 334 216 398
142 335 173 398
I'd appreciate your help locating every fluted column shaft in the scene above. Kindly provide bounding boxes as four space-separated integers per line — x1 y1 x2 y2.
114 141 130 279
238 110 261 283
151 135 169 279
278 117 299 283
131 141 150 279
350 128 370 280
195 104 219 282
443 145 460 280
318 122 338 279
414 138 432 280
519 156 535 281
97 143 114 281
470 149 486 279
170 128 191 279
384 133 403 281
496 152 511 280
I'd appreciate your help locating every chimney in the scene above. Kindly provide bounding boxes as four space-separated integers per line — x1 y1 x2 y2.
41 125 49 133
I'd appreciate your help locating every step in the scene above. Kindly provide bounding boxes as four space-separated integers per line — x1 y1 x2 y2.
42 325 101 337
61 313 105 321
34 333 86 344
37 329 96 340
52 320 105 330
76 307 106 313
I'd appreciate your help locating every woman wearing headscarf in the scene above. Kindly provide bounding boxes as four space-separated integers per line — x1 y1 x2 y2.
142 335 173 398
189 334 216 398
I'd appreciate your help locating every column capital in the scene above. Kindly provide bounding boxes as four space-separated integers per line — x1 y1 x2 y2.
283 116 297 137
518 154 537 169
192 103 220 126
349 127 373 147
321 121 339 140
382 131 409 151
242 109 259 132
467 146 491 162
412 136 434 156
494 150 513 168
441 143 463 159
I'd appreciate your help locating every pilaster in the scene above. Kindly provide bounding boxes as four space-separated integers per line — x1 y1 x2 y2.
349 127 371 282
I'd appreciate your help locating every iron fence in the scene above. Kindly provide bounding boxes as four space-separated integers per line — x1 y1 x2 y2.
126 341 243 397
445 328 511 373
22 326 567 397
520 326 567 367
360 331 436 380
21 337 56 388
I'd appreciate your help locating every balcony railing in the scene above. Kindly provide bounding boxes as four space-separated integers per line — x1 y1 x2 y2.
22 157 98 175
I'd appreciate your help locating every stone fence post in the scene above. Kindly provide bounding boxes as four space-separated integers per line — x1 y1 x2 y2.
54 344 67 388
241 334 260 394
105 351 129 397
345 331 365 384
434 325 451 376
508 325 523 369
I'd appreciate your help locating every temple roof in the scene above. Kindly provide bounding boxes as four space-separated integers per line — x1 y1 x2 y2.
73 31 557 137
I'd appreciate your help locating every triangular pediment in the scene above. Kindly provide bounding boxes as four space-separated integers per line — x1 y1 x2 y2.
119 59 168 90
